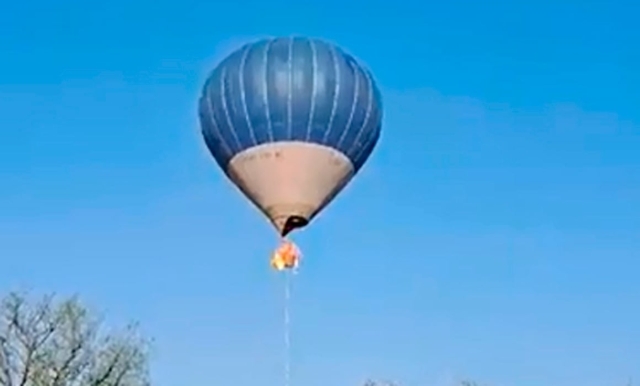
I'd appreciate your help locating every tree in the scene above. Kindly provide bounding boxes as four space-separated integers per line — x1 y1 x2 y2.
0 292 150 386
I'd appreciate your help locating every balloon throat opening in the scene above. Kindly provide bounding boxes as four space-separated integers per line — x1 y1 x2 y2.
281 216 308 237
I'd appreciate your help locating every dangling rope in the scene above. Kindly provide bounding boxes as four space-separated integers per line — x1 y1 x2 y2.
270 238 301 386
283 271 291 386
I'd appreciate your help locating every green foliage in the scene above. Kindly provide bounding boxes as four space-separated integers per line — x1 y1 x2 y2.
0 292 150 386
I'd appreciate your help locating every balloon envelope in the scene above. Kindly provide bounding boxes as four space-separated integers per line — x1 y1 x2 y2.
199 37 382 235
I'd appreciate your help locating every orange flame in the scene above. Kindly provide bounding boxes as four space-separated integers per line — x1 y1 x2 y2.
270 240 301 271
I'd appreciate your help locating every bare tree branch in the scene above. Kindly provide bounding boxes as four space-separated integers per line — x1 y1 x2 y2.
0 336 14 386
0 292 150 386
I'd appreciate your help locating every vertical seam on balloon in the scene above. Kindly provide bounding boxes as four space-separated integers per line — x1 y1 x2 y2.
336 57 360 150
263 39 274 142
354 120 378 163
204 86 233 157
239 44 257 146
346 67 374 158
220 65 242 150
353 125 379 170
305 39 317 142
287 36 293 140
322 44 340 144
353 123 379 168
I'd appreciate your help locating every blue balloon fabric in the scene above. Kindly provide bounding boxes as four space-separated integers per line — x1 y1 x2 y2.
199 37 383 172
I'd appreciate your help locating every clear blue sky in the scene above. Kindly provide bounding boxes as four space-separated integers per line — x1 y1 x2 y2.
1 0 639 385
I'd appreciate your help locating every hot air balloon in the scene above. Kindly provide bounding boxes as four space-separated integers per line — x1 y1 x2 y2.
198 36 382 261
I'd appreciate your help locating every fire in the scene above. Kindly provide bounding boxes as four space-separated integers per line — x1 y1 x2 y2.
270 240 301 271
